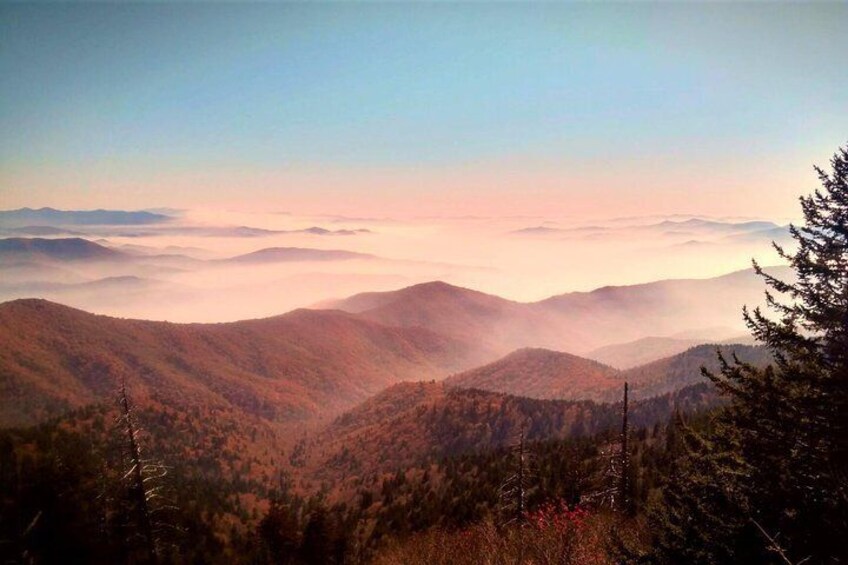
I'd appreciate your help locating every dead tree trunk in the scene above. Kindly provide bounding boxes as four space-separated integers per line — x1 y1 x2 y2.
517 425 526 519
118 379 158 563
619 381 630 514
501 422 532 525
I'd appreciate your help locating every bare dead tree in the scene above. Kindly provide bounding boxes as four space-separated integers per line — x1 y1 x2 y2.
585 441 621 509
752 519 812 565
500 421 534 525
114 378 178 563
117 378 158 563
620 381 631 514
585 383 630 511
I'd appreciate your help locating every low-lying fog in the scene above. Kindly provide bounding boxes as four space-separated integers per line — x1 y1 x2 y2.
0 207 793 323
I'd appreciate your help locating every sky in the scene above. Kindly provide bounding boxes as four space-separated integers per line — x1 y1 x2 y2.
1 2 846 219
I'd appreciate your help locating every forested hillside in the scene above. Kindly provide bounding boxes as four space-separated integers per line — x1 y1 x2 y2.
0 299 476 427
445 348 620 400
300 381 720 497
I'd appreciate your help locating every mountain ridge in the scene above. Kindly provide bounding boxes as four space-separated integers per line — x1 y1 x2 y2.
0 207 171 227
445 347 620 401
325 266 791 354
0 298 476 428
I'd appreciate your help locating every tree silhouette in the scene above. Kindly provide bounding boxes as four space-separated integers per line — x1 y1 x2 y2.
652 142 848 563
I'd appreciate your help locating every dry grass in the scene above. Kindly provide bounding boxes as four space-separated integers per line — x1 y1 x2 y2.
371 509 646 565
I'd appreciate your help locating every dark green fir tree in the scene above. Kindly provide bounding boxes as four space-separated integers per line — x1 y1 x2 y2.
650 143 848 564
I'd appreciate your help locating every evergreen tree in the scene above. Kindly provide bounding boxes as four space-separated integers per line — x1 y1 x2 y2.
300 503 342 565
259 471 301 564
650 143 848 563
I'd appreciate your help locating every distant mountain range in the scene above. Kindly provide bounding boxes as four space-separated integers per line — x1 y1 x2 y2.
124 225 372 238
0 294 771 431
326 267 790 355
511 218 787 240
221 246 375 264
0 275 166 294
0 236 784 437
1 225 87 236
0 208 374 240
0 237 128 261
0 237 377 266
586 334 754 369
0 236 789 359
0 207 171 227
653 218 780 233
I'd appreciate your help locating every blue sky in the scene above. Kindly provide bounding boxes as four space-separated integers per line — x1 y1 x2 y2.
1 3 846 216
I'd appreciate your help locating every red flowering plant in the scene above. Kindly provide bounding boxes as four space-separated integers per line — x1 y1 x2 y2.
524 500 589 533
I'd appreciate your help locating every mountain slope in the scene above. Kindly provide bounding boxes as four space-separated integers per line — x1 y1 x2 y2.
303 380 721 491
0 207 170 227
0 299 474 427
586 336 707 369
0 237 128 262
324 281 574 359
327 267 790 355
445 348 620 401
2 226 87 236
587 335 756 369
221 246 376 264
534 267 790 351
445 342 772 405
618 342 772 400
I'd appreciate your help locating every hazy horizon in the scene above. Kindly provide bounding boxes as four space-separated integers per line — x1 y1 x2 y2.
0 2 841 319
0 203 792 325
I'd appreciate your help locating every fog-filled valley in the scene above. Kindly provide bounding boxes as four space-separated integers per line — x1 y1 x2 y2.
0 206 792 326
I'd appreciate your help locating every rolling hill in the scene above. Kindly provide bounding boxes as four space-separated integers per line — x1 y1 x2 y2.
0 237 375 268
0 299 475 427
303 380 722 492
617 342 772 401
1 225 87 236
321 281 575 359
445 348 620 401
441 341 770 405
586 334 756 369
534 267 788 351
0 207 171 227
0 237 128 262
221 246 376 264
326 267 790 355
586 336 708 369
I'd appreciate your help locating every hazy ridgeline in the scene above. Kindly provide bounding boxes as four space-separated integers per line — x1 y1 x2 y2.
0 206 790 324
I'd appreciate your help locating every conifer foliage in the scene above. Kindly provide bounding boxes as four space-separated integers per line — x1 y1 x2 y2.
651 143 848 564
